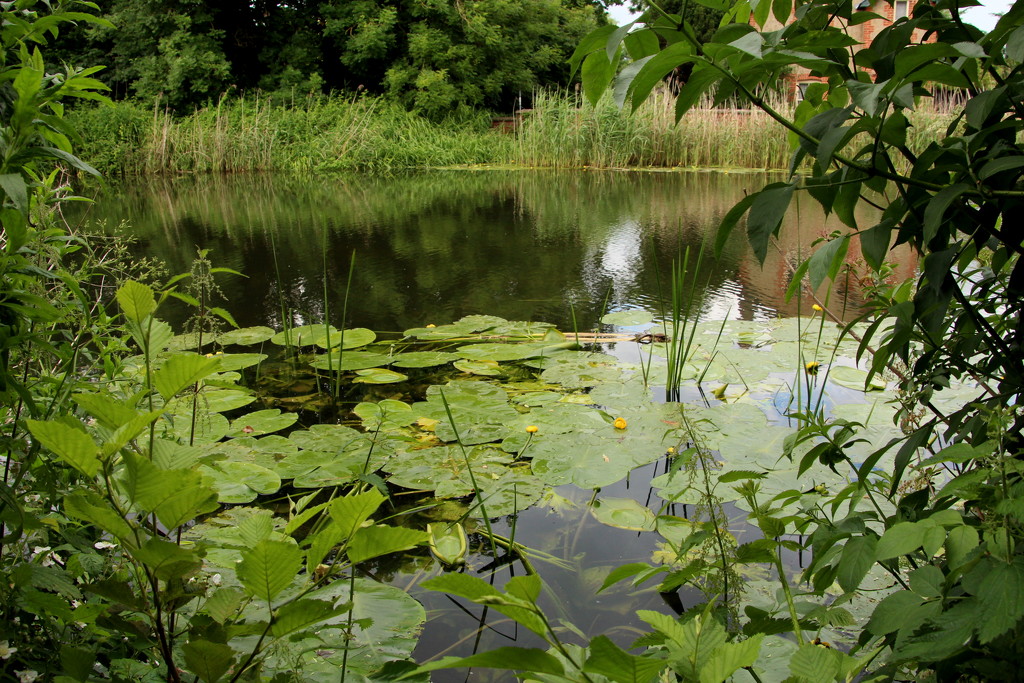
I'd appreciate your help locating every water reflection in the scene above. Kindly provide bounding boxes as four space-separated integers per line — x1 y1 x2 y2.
76 169 909 335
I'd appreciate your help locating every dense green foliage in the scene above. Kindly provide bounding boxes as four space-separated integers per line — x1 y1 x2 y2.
52 0 606 116
420 0 1024 680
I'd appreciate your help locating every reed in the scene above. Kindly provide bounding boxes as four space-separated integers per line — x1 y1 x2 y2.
68 89 955 176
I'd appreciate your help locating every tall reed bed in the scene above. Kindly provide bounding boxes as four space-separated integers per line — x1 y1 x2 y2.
515 89 793 170
70 94 512 175
69 89 955 176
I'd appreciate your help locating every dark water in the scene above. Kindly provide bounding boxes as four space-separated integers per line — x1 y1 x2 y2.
74 169 900 337
74 170 899 678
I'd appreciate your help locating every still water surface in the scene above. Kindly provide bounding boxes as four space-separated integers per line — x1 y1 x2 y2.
78 170 898 678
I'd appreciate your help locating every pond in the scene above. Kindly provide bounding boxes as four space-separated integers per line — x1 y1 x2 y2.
75 170 924 680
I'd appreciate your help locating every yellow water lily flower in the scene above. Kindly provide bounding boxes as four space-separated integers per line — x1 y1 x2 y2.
426 323 436 328
613 417 627 430
526 425 538 434
806 361 820 375
812 303 823 312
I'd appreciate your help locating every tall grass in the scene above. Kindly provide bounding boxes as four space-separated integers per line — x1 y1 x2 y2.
70 93 511 175
516 89 793 170
68 89 955 176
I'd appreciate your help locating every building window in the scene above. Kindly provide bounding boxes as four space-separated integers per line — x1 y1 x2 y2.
894 0 909 18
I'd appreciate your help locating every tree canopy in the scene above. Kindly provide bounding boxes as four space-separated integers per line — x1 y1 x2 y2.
54 0 607 115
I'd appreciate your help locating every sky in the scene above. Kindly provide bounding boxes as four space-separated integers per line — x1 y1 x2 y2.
606 0 1013 32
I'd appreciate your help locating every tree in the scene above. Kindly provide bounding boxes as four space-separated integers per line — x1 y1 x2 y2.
572 0 1024 676
321 0 605 118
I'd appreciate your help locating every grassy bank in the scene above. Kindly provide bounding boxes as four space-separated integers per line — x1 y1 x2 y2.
69 90 954 175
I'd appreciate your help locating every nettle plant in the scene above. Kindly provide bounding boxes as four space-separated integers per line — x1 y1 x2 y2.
19 281 429 681
551 0 1024 679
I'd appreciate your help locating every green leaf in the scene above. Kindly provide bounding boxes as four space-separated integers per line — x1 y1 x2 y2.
116 281 156 324
582 49 616 107
237 540 302 602
153 354 221 400
330 489 386 541
133 538 202 580
182 640 235 683
836 535 877 593
0 173 29 214
976 560 1024 643
272 598 351 637
747 183 795 264
923 183 971 244
65 492 137 545
121 452 218 529
808 235 850 289
876 521 925 560
699 634 763 683
789 644 840 683
216 326 275 345
413 648 565 677
584 635 666 683
26 419 99 477
714 192 758 257
347 525 427 564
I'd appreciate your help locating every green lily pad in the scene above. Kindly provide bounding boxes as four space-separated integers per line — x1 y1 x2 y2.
384 444 514 498
217 326 275 346
828 365 887 391
270 324 337 347
168 332 204 351
314 327 376 350
354 399 417 429
453 359 504 376
473 469 547 517
165 410 230 444
389 351 460 368
199 461 281 503
487 320 558 337
310 351 391 371
352 368 409 384
287 579 425 678
411 381 519 445
214 353 268 372
457 314 508 331
602 309 654 326
278 425 391 488
540 354 625 389
456 342 562 362
167 389 255 414
226 409 298 438
590 497 657 531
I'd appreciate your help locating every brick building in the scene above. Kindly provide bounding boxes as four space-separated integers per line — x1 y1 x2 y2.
758 0 924 98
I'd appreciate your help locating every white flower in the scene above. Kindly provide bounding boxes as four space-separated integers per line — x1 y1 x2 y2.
209 573 222 586
93 541 116 551
17 670 39 683
0 640 16 659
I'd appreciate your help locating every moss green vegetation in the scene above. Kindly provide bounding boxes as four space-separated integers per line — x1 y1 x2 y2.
70 91 955 175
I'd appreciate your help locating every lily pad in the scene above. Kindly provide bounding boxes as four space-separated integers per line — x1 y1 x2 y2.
590 497 657 531
314 327 376 350
354 399 418 429
199 461 282 503
540 354 625 389
279 425 391 488
828 365 887 391
290 579 426 677
214 353 268 372
384 444 514 498
453 359 504 376
456 342 566 362
310 351 391 371
412 381 519 446
389 351 460 368
352 368 409 384
217 326 275 346
473 469 547 517
226 409 298 438
602 309 654 326
270 324 337 347
166 410 230 444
